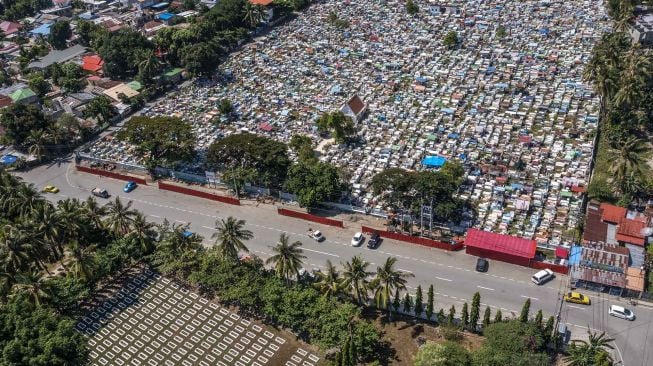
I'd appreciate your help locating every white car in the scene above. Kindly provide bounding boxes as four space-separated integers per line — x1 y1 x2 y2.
531 268 554 285
609 305 635 321
351 232 364 247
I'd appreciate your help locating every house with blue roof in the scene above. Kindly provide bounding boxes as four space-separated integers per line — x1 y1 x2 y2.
30 23 52 38
157 12 177 25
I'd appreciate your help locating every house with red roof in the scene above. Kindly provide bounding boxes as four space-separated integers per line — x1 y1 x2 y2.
0 21 22 37
82 55 104 74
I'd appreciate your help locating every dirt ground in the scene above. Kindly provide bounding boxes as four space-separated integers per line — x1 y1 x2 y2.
363 310 484 365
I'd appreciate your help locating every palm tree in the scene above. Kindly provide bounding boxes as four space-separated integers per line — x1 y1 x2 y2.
137 49 161 84
81 196 107 231
67 241 97 281
105 197 137 236
12 267 52 307
28 204 63 260
46 124 67 154
341 256 373 305
211 216 253 261
243 2 265 28
128 212 157 254
610 135 648 188
314 260 343 297
158 223 202 255
4 184 45 218
56 198 85 245
564 330 615 366
0 224 34 273
265 233 306 281
370 257 414 320
25 129 50 161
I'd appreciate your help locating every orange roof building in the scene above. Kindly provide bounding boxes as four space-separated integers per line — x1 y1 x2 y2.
82 55 104 73
599 203 627 224
249 0 273 5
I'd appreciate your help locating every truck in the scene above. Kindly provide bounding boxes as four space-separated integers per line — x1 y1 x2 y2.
307 228 325 242
91 187 109 199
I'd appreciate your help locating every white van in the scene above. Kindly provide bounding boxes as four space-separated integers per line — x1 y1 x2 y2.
531 269 554 285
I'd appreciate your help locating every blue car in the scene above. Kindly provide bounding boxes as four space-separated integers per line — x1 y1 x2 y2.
123 181 137 193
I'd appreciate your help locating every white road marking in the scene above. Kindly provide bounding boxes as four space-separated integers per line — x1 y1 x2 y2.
303 248 339 258
567 305 586 311
520 295 534 300
150 214 162 218
477 286 495 291
397 268 413 273
201 225 214 230
436 277 452 282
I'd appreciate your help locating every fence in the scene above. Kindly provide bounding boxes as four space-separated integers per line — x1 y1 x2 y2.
530 260 570 275
360 225 464 251
76 165 148 185
158 181 240 205
154 167 213 185
244 184 270 196
77 153 148 173
277 208 344 228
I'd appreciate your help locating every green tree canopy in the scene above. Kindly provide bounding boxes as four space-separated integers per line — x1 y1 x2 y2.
27 73 50 97
0 294 88 365
413 341 471 366
443 31 459 49
406 0 419 15
48 20 72 50
97 28 154 79
472 320 548 366
117 116 196 170
316 111 355 144
84 96 114 124
206 133 290 188
0 103 52 147
283 161 344 208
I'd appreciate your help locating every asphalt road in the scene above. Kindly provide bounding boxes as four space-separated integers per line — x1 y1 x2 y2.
16 161 653 366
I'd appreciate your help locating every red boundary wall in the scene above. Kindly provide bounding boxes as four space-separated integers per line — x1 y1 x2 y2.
158 181 240 206
361 226 464 251
277 208 344 228
530 260 569 275
76 165 147 185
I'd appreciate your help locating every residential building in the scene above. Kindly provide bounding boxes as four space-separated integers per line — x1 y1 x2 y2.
0 21 22 37
27 44 87 70
82 55 105 74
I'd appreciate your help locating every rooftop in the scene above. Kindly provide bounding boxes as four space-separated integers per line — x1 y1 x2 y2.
27 44 86 69
465 228 537 259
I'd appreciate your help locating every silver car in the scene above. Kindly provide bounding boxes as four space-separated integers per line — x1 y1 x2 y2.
609 305 635 321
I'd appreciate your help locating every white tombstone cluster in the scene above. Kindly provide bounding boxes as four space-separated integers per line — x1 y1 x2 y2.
84 0 611 246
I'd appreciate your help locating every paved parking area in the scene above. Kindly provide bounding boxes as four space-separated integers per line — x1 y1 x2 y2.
76 269 321 365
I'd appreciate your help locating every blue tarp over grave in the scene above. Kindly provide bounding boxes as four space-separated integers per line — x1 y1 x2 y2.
422 156 447 168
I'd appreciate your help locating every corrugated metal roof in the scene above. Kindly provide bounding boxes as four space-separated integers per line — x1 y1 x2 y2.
464 228 536 259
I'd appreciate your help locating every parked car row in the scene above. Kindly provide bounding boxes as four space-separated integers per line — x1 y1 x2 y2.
351 231 382 249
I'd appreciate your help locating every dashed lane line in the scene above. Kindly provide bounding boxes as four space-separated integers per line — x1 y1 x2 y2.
65 172 551 290
303 248 339 258
436 277 452 282
477 286 495 291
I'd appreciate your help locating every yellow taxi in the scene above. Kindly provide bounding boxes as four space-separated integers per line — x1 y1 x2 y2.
42 185 60 193
564 292 591 305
